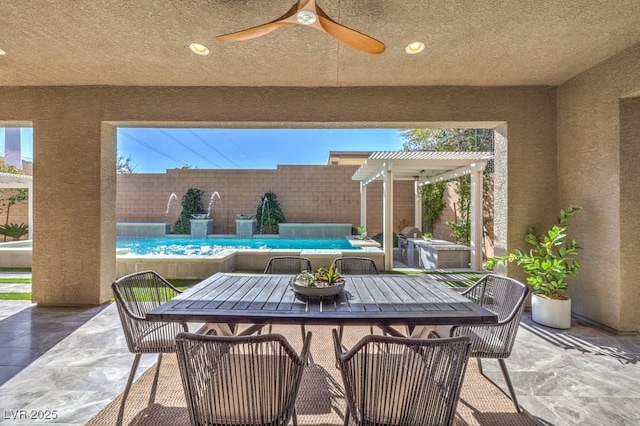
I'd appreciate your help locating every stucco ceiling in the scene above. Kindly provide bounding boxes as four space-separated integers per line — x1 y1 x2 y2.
1 0 640 87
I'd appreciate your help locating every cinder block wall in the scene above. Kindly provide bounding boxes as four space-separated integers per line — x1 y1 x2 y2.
116 164 416 236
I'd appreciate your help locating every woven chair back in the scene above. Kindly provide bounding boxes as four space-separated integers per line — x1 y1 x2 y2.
334 331 471 426
333 257 379 275
264 256 312 274
176 332 312 426
454 274 529 359
112 270 186 354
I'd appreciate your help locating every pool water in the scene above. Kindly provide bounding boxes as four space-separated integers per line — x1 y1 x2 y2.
116 237 357 256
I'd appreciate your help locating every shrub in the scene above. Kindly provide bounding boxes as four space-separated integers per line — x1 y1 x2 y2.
174 188 206 234
0 222 29 240
256 191 285 234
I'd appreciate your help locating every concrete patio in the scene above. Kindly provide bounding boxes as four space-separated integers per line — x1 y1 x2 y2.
1 290 638 425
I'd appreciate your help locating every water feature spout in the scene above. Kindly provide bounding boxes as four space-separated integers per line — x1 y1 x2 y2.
165 193 178 222
164 193 180 235
207 191 221 218
260 195 271 234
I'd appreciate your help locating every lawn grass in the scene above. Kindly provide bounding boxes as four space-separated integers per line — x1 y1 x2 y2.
0 267 32 272
0 292 31 300
0 278 32 284
168 279 202 291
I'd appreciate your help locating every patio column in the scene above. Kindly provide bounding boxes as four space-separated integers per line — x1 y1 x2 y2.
414 180 422 231
383 162 394 270
360 181 367 231
469 162 486 270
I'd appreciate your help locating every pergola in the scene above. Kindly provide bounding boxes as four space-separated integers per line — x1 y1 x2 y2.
0 172 33 240
351 151 493 271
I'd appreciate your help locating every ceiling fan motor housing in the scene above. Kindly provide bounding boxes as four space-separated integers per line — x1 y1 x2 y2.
296 10 317 25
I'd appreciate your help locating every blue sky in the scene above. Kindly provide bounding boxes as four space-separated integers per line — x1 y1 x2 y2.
117 128 406 173
2 127 407 173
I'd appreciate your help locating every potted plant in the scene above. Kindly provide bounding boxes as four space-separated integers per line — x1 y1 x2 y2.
357 226 367 239
291 264 346 297
483 205 582 329
423 232 433 240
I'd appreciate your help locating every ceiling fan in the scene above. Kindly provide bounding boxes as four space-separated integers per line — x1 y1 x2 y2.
216 0 386 54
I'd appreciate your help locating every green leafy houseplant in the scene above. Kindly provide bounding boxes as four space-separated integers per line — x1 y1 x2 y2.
484 205 582 300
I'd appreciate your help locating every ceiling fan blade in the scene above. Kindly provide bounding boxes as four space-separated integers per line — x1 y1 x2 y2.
216 3 298 42
316 7 385 54
216 22 290 42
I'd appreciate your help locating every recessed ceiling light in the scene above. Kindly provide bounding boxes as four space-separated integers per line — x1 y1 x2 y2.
405 41 425 55
189 43 210 56
0 48 6 56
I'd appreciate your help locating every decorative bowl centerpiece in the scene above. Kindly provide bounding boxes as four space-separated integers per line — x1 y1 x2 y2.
290 265 346 298
191 214 209 219
236 214 254 220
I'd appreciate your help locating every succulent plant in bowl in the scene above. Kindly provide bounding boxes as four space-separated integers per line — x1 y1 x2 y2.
291 264 346 297
313 264 345 287
292 270 316 287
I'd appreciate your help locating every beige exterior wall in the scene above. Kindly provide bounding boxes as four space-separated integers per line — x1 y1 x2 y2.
0 85 598 327
116 165 415 237
557 42 640 331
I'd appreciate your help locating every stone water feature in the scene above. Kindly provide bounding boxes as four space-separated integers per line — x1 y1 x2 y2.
235 214 257 238
190 214 213 239
189 191 221 238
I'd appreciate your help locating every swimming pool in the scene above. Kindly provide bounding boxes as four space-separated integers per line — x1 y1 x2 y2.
116 237 358 256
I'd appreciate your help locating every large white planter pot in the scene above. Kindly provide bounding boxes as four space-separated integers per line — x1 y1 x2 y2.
531 293 572 329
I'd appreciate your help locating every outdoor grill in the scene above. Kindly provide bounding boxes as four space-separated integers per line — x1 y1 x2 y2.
398 226 421 264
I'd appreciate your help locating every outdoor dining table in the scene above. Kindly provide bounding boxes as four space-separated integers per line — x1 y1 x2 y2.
146 272 498 336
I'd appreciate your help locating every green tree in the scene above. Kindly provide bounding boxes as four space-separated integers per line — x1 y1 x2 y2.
256 190 286 234
420 181 447 233
117 154 137 173
174 188 206 234
401 128 494 153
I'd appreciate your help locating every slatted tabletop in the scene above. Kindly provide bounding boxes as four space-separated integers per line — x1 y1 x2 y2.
147 273 497 329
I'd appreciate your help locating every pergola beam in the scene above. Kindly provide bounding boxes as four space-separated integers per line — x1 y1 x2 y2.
417 161 487 186
361 163 388 187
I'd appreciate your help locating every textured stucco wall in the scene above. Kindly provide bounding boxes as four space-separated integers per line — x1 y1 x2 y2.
0 86 556 311
620 98 640 332
557 42 640 331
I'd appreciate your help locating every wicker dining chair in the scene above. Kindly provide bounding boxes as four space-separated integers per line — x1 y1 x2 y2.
429 273 529 413
264 256 312 336
333 257 379 275
264 256 312 274
111 270 188 424
176 331 312 426
333 329 471 426
333 257 379 341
